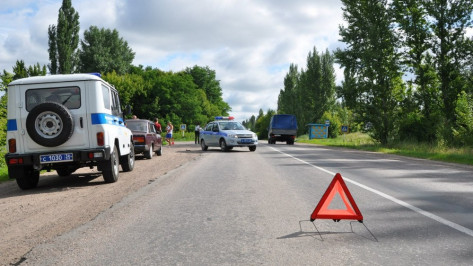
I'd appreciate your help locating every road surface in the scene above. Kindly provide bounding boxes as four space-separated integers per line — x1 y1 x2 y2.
22 143 473 265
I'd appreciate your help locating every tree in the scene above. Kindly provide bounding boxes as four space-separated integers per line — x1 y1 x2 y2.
254 109 276 139
185 65 231 117
79 26 135 75
48 0 80 74
392 0 442 142
424 0 473 129
278 63 299 116
335 0 404 144
453 91 473 145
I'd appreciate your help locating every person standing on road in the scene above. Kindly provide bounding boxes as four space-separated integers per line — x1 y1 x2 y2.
166 122 174 146
194 124 201 144
154 118 162 134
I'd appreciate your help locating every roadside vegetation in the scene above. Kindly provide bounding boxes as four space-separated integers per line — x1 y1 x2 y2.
297 132 473 166
2 1 473 182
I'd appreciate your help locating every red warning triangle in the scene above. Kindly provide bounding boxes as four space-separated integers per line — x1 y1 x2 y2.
310 173 363 222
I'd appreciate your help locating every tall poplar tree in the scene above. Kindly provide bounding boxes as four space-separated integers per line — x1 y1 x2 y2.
424 0 473 127
392 0 442 142
48 0 80 74
336 0 403 144
277 63 299 115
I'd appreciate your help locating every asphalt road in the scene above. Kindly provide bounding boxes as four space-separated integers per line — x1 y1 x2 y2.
22 143 473 265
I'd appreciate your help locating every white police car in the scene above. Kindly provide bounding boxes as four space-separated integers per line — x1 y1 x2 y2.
200 116 258 152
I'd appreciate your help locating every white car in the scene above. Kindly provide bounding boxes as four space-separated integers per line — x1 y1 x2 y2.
5 73 135 189
200 116 258 152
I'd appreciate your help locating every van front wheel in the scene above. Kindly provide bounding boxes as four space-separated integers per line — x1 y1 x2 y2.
102 146 119 183
120 142 135 172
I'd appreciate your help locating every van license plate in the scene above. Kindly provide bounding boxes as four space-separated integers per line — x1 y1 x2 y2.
40 153 73 163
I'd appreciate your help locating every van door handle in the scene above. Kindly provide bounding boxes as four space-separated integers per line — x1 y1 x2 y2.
80 117 83 128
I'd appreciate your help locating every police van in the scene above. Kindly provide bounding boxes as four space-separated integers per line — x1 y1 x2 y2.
200 116 258 152
5 73 135 189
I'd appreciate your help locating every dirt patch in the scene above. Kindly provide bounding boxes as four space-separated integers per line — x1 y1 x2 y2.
0 142 202 265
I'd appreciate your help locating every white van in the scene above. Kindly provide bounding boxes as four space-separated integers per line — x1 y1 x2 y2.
5 73 135 189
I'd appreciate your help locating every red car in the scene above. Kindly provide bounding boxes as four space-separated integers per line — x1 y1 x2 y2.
126 119 162 159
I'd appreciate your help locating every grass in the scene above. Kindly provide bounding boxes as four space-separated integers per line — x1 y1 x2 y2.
297 132 473 166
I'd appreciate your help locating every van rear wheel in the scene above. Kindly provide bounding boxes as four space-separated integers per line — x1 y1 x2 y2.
144 144 153 159
10 166 40 190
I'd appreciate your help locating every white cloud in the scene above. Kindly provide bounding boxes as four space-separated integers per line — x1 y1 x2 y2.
0 0 344 121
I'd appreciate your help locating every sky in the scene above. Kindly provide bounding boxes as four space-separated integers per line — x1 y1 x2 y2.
0 0 345 122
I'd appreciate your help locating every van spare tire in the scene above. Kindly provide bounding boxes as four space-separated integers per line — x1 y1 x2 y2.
26 102 74 147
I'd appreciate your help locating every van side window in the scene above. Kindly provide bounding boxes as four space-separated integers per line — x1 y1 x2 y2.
102 85 111 110
111 90 121 117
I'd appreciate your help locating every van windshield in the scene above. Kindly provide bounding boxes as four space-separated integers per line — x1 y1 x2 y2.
26 87 81 111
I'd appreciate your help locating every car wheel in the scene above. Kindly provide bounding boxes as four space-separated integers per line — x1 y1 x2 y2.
156 145 162 156
201 140 208 151
144 144 153 159
249 145 257 152
220 139 229 152
26 102 74 147
102 145 119 183
120 142 135 172
10 166 40 190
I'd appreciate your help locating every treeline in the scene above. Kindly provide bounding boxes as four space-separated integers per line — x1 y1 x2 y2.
243 47 340 140
0 0 230 148
272 0 473 146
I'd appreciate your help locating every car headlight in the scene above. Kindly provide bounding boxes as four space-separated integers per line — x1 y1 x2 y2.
227 134 238 138
253 133 257 139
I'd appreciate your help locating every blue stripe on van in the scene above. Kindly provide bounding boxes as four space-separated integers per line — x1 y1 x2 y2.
7 119 17 131
91 113 125 127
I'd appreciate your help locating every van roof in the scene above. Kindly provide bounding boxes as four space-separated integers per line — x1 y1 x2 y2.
8 73 104 86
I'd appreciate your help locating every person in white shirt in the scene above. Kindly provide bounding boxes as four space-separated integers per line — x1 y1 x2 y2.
166 122 173 146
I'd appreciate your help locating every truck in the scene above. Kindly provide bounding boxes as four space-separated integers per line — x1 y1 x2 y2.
268 114 297 145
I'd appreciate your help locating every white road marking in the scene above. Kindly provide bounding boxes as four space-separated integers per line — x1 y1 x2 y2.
270 146 473 238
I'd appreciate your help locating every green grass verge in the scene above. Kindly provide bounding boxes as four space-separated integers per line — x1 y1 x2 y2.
297 132 473 166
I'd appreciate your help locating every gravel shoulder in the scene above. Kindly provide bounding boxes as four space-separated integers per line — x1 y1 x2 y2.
0 142 202 265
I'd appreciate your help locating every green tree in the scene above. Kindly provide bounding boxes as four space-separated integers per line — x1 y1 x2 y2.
254 109 275 139
336 0 404 145
79 26 135 75
453 91 473 145
185 65 231 117
424 0 473 131
392 0 442 142
277 63 299 116
102 71 146 114
242 115 256 131
48 0 80 74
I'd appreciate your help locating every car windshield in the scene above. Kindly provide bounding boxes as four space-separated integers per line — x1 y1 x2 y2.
218 121 246 130
126 121 147 132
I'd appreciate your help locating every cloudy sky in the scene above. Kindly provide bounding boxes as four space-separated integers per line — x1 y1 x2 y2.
0 0 345 121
